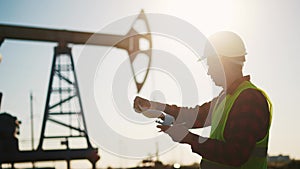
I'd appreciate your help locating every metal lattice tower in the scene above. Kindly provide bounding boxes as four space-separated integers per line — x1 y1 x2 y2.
37 45 92 151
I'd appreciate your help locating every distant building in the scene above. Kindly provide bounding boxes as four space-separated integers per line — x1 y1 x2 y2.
268 155 291 168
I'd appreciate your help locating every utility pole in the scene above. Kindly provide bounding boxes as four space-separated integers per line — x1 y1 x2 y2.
0 92 2 111
155 142 159 162
30 92 35 168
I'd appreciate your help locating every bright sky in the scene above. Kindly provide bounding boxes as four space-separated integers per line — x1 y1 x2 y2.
1 0 300 168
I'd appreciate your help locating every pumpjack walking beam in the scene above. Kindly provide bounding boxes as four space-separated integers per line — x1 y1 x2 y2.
0 10 152 92
0 21 150 48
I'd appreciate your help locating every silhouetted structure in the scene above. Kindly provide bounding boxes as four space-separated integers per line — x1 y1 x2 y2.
36 44 99 169
0 113 20 154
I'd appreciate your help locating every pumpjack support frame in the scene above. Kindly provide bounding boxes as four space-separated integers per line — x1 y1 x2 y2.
37 45 93 151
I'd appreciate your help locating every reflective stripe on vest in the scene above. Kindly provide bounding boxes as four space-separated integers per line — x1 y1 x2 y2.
201 81 272 169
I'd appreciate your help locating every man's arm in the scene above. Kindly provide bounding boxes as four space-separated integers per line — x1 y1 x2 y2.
185 89 270 166
134 96 215 128
158 101 212 128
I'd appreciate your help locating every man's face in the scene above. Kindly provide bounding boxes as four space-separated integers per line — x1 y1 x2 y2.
206 55 226 87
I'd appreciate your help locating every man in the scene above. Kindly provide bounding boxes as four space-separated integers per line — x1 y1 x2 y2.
134 31 272 169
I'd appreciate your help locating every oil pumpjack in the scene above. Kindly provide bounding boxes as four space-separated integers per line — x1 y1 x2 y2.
0 10 152 169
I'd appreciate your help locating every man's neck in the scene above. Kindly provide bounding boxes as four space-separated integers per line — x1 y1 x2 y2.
224 73 243 91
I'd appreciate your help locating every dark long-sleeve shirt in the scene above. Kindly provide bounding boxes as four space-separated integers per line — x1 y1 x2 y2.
161 76 270 166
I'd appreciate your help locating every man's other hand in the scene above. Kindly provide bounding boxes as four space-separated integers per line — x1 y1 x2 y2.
157 123 190 143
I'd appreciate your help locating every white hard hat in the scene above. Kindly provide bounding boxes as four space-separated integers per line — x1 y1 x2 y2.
203 31 247 59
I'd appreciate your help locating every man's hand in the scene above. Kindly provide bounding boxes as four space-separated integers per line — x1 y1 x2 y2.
157 123 190 143
133 96 152 113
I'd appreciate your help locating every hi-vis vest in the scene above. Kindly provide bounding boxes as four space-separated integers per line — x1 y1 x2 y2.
201 81 272 169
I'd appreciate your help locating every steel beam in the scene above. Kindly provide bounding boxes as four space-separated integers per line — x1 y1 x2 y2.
0 24 150 50
0 149 100 163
